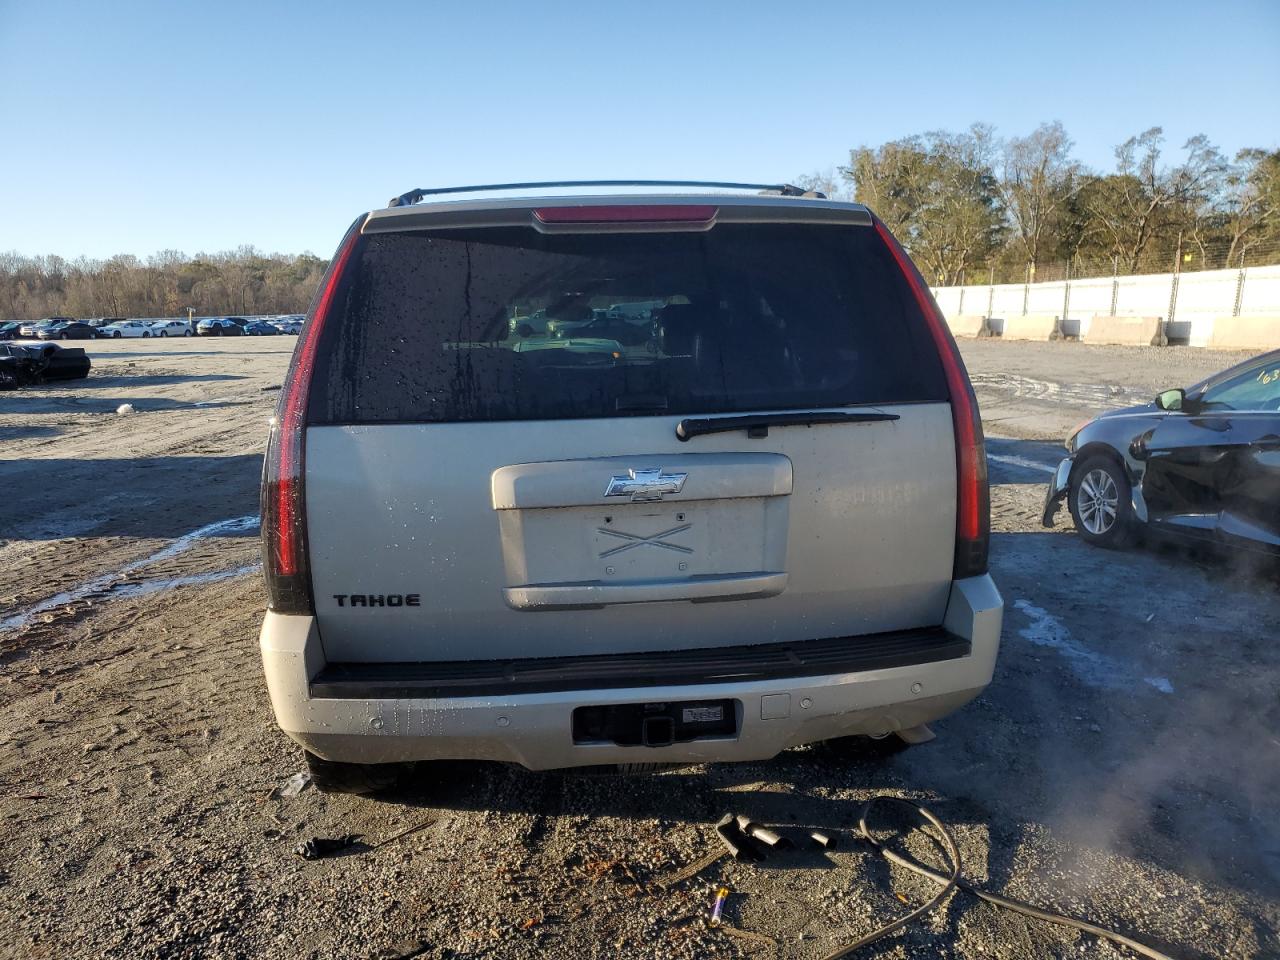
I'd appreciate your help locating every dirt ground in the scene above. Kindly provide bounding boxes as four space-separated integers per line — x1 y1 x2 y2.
1 337 1277 960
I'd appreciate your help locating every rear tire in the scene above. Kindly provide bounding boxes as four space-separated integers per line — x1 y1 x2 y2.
1068 454 1135 549
303 750 403 796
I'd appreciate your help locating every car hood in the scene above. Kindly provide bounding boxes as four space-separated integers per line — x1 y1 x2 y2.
1068 401 1165 452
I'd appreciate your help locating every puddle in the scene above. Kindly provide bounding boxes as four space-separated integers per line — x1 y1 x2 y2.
1 515 260 632
1013 598 1173 695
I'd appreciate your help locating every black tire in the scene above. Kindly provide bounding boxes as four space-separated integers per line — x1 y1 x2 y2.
1068 453 1135 549
60 334 69 340
112 331 121 338
184 330 192 337
303 750 403 796
160 330 167 337
142 331 150 338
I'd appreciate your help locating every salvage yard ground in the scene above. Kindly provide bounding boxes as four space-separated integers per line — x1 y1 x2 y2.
1 338 1277 959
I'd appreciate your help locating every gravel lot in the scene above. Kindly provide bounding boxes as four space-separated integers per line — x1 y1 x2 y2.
1 338 1277 959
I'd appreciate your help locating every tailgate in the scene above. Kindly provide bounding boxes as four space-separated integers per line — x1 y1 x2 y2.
306 407 954 661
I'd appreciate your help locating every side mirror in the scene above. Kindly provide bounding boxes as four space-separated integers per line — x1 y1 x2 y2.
1156 388 1185 412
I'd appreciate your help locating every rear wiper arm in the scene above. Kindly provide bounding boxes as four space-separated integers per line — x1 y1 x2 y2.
675 410 899 441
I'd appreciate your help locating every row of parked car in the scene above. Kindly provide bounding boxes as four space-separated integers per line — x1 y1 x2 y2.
195 316 303 337
0 315 304 341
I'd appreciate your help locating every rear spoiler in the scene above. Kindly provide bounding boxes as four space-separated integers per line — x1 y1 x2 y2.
363 194 873 235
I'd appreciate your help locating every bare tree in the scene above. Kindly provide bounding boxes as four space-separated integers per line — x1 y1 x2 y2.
0 248 328 320
1000 121 1083 280
793 168 852 201
1086 128 1226 272
1217 148 1280 268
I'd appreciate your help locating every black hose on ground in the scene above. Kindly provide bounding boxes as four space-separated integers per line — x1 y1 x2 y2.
820 796 960 959
821 794 1177 960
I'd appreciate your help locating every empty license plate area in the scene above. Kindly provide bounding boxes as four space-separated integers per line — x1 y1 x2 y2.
572 700 739 747
508 498 774 586
491 453 793 600
590 505 710 580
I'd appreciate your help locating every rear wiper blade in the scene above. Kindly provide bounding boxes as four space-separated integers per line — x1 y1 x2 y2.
675 410 899 441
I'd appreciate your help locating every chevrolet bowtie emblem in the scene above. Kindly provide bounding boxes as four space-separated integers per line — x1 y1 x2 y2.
604 467 688 502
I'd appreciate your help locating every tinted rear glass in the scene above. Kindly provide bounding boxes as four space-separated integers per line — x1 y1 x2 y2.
310 223 947 424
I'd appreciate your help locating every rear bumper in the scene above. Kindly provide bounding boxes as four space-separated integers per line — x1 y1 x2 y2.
259 574 1003 770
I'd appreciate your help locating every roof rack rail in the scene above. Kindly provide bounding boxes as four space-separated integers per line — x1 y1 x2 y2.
386 180 824 208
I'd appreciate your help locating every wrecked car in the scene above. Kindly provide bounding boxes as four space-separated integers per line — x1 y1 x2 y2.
0 342 92 389
1044 347 1280 554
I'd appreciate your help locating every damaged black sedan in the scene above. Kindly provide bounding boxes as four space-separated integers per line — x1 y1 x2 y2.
1043 348 1280 555
0 342 92 389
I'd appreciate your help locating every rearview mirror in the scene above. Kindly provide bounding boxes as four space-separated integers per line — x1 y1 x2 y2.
1155 388 1185 411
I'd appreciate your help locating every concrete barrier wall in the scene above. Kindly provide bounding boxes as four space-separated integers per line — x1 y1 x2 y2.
932 262 1280 348
1067 278 1113 318
1084 315 1163 346
1026 282 1066 316
994 314 1057 341
1204 315 1280 350
989 284 1026 318
1113 274 1171 318
933 287 963 319
945 314 987 338
1240 271 1280 316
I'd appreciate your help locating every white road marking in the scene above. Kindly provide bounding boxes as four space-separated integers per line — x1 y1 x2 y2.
1 514 260 632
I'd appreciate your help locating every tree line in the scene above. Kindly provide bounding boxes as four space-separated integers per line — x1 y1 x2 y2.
801 123 1279 285
0 247 328 322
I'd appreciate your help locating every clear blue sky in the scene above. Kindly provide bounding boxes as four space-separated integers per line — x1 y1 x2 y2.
2 0 1276 260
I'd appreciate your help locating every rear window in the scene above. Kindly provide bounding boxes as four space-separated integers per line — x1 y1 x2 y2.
310 222 948 424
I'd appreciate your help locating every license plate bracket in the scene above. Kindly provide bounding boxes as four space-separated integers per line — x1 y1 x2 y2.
572 699 738 747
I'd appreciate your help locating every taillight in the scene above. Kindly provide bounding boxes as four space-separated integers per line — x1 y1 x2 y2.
533 204 718 224
873 218 989 578
260 218 363 613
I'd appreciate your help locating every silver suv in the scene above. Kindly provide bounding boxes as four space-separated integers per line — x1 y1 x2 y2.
258 181 1002 794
